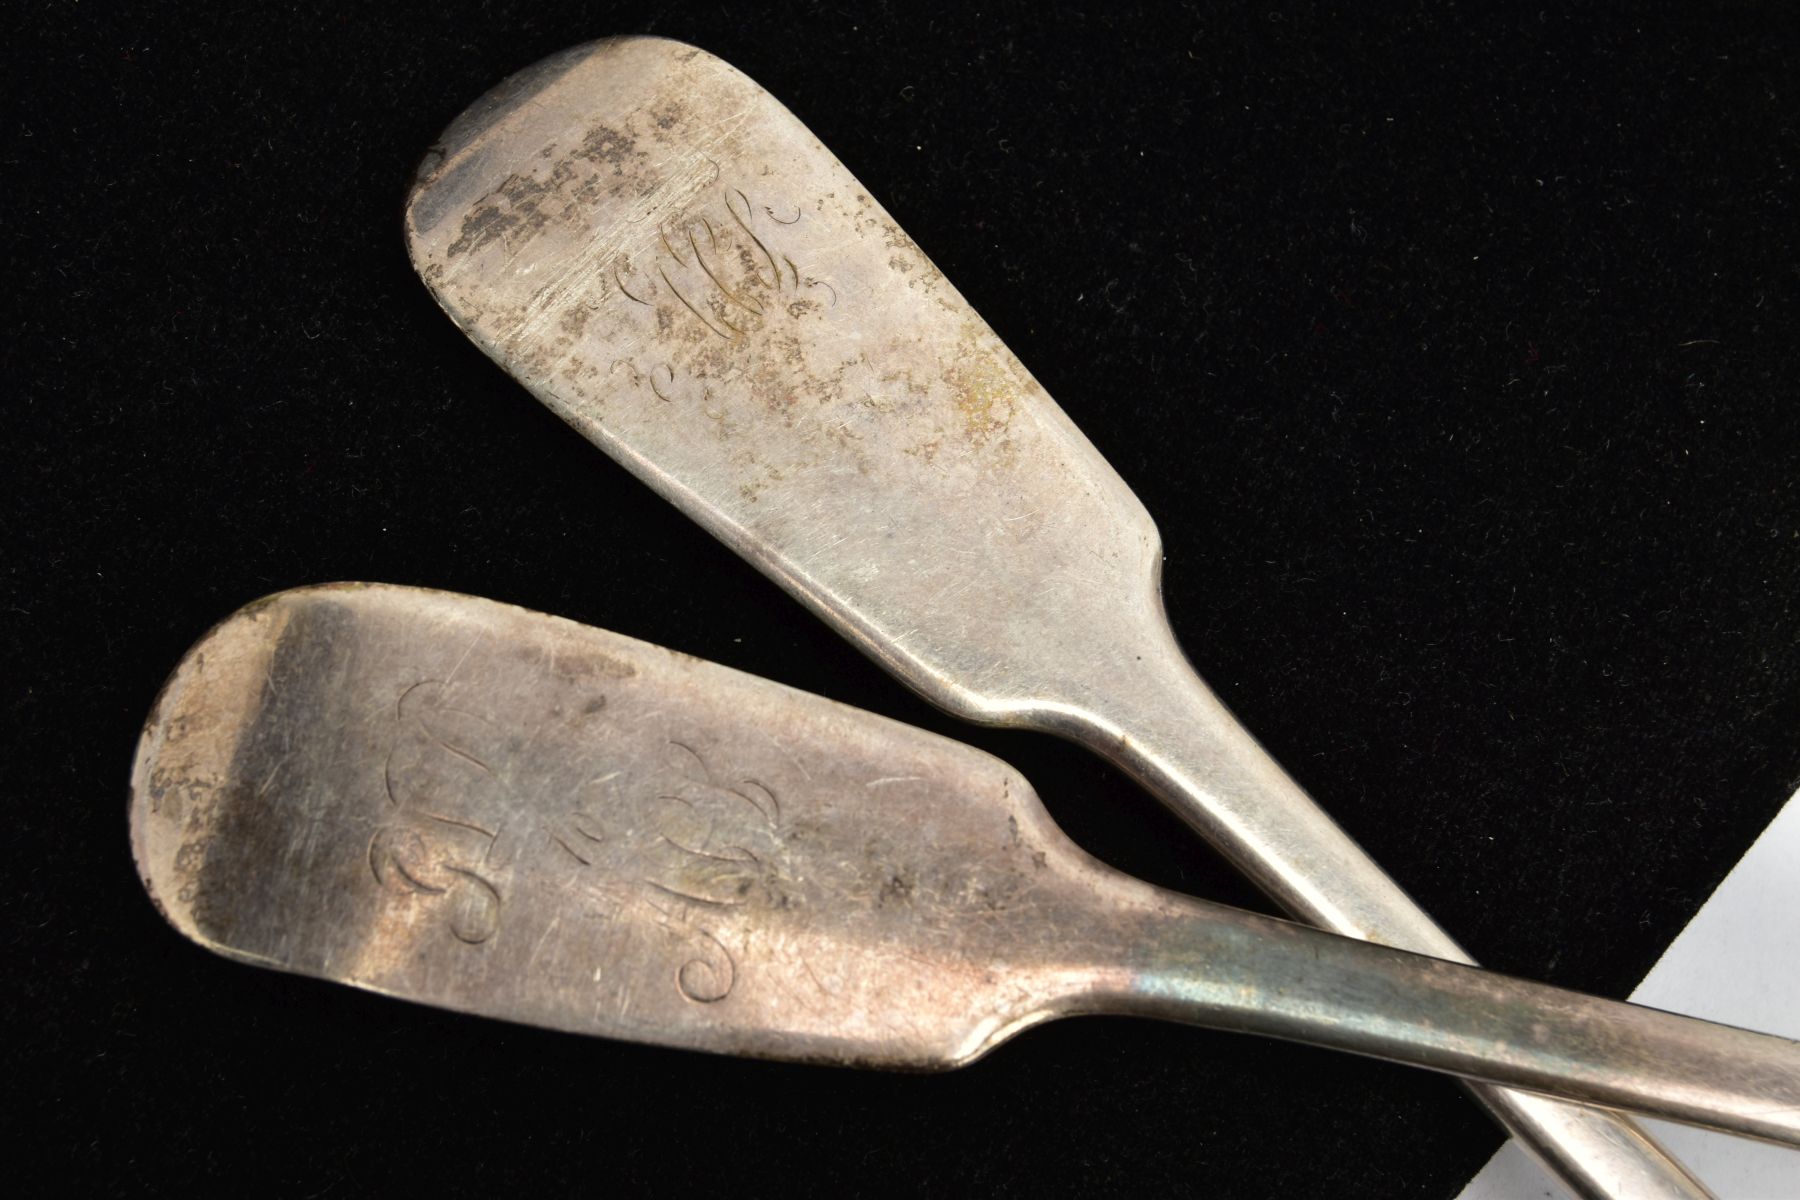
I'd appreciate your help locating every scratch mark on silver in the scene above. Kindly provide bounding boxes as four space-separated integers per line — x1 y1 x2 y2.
801 958 834 996
443 634 485 686
527 915 562 976
481 821 506 864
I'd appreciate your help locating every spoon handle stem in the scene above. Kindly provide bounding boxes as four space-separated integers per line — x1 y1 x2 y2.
1057 625 1718 1198
1118 896 1800 1150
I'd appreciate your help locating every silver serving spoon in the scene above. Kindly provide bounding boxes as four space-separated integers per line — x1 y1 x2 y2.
131 585 1800 1147
402 37 1713 1197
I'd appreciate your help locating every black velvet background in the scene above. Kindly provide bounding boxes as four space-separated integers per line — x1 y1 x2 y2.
10 3 1799 1196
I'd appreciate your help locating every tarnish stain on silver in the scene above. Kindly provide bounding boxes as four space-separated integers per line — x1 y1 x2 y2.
131 586 1800 1148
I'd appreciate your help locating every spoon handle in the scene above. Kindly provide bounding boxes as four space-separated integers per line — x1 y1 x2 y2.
1050 622 1719 1197
1102 890 1800 1150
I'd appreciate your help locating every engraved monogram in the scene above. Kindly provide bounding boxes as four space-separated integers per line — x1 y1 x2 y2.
599 184 841 416
612 186 834 341
367 673 788 1004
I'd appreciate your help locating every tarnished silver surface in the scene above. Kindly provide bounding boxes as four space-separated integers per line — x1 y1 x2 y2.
403 38 1724 1198
131 585 1800 1145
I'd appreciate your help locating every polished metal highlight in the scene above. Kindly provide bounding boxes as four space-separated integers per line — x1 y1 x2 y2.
402 38 1736 1198
132 585 1800 1146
